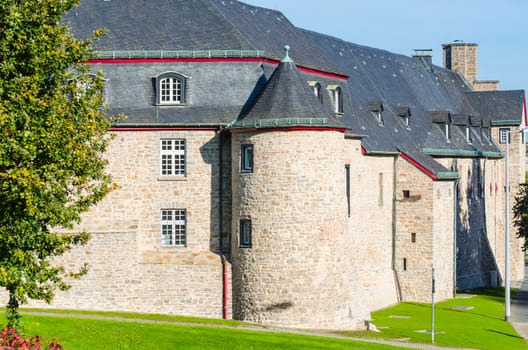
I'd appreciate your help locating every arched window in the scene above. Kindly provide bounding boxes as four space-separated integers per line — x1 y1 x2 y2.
155 72 187 105
308 81 323 104
333 86 343 114
314 83 323 104
328 85 343 114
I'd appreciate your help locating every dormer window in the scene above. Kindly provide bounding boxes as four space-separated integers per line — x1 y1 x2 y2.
68 73 100 101
481 118 492 145
396 107 411 129
430 111 451 142
466 126 472 143
308 81 323 104
367 101 384 126
328 85 343 114
155 72 187 105
445 123 451 141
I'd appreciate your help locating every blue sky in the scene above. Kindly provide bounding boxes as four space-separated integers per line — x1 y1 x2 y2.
242 0 528 93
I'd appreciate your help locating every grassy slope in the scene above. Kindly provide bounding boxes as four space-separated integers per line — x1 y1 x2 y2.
21 315 409 350
345 289 527 350
8 288 527 349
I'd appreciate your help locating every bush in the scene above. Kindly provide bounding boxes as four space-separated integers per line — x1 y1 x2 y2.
0 327 62 350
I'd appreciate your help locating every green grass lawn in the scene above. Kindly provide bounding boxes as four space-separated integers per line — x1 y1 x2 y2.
4 288 526 349
17 314 407 350
345 288 528 350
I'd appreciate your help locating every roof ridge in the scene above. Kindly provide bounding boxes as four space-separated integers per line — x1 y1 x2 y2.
208 0 258 51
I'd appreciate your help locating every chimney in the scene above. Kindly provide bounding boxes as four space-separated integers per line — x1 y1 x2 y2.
442 41 499 90
442 41 478 83
412 49 433 67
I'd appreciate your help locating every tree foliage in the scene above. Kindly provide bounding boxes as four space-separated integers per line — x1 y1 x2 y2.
0 0 115 327
513 183 528 252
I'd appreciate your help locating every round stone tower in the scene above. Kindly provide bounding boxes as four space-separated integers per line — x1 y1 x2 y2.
228 46 369 330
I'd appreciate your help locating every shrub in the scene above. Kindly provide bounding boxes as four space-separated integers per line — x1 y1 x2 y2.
0 327 62 350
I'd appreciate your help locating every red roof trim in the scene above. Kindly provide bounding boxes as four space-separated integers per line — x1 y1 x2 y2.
399 152 438 181
109 127 219 132
523 97 528 126
87 57 348 80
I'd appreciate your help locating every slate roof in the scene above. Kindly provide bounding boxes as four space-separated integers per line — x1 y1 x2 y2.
230 47 344 130
65 0 527 178
465 90 526 126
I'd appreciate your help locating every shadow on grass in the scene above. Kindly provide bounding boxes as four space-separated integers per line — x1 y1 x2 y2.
486 328 524 340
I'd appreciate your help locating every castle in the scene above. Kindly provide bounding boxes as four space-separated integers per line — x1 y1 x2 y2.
24 0 527 330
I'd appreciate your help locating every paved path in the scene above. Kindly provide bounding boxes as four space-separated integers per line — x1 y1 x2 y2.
511 263 528 343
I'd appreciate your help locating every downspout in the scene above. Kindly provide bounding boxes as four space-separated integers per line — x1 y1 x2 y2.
221 255 228 320
453 178 458 297
218 128 228 320
392 155 402 301
218 128 224 253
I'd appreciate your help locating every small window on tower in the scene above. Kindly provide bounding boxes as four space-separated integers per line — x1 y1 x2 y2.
239 219 252 248
241 144 254 173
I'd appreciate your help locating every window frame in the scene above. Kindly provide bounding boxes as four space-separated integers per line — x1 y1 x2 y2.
155 72 187 105
160 139 186 177
445 123 451 141
334 86 344 114
499 127 511 144
239 219 252 248
161 209 186 247
241 144 254 173
466 126 472 144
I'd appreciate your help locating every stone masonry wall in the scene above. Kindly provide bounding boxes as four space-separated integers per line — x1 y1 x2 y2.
346 147 398 311
21 130 232 318
231 129 370 330
491 127 526 283
395 156 454 302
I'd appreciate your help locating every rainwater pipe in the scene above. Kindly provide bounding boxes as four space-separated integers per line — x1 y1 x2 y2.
217 128 229 320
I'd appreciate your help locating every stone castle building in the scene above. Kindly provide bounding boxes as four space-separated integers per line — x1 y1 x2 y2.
21 0 527 330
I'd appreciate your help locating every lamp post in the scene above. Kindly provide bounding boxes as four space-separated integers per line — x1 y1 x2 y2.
505 130 511 321
505 127 526 321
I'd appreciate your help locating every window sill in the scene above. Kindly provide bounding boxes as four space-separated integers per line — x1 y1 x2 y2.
158 176 187 181
161 245 187 248
156 103 188 107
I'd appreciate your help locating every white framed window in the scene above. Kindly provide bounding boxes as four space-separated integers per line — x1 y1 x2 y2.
499 128 511 144
397 107 411 129
161 209 186 247
160 139 186 177
239 219 252 248
241 144 253 173
155 72 187 105
374 110 384 126
334 87 343 114
367 101 383 126
160 77 182 103
466 126 472 143
445 123 451 141
308 81 323 104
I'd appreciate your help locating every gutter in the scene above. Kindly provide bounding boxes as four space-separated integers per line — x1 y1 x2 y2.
421 148 503 159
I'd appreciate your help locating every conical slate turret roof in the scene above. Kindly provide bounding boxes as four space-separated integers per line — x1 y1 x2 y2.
229 46 345 130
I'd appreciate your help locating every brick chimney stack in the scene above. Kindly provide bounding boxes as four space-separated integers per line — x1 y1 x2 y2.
442 42 499 91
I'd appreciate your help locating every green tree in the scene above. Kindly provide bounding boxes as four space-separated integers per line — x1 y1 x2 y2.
0 0 115 327
513 183 528 252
